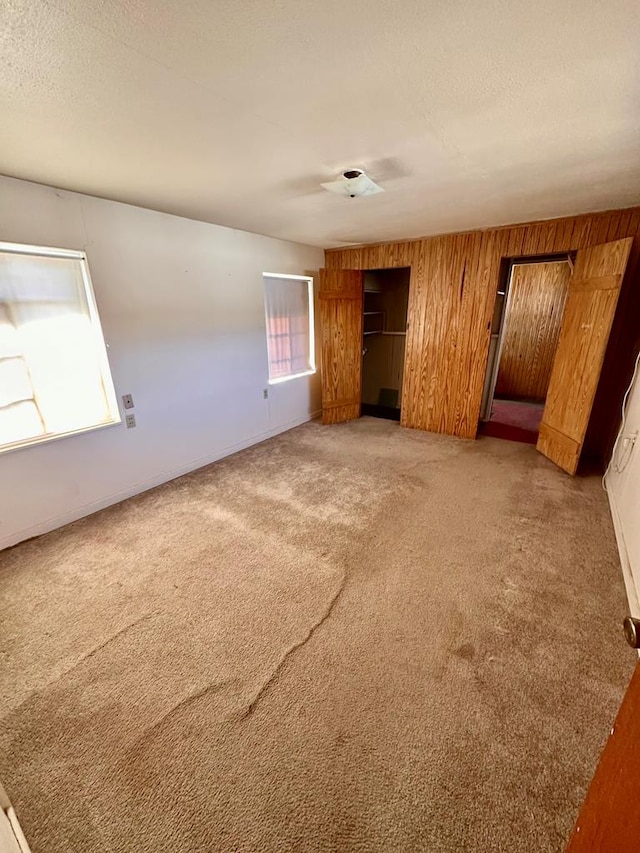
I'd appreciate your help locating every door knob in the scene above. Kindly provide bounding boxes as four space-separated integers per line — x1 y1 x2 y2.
623 616 640 649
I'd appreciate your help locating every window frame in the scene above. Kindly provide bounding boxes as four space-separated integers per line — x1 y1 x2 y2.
0 241 121 455
263 272 316 385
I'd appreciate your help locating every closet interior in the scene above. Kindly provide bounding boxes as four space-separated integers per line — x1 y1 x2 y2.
361 267 410 421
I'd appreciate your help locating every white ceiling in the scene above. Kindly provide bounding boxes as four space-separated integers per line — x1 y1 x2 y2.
2 0 639 248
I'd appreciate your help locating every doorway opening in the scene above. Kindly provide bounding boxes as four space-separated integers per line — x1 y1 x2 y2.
480 254 573 444
361 267 410 421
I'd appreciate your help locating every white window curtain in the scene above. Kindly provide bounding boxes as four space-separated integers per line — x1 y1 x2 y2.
0 247 119 451
263 275 314 382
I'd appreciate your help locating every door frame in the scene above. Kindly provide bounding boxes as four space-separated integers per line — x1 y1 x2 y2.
480 259 516 421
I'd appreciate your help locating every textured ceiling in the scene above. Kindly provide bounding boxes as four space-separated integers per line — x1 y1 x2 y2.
1 0 639 247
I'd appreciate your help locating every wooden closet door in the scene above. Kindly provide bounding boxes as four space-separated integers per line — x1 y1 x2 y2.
537 237 633 474
318 269 363 424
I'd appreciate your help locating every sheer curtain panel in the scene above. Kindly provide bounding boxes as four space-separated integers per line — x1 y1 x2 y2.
0 244 120 452
263 274 314 383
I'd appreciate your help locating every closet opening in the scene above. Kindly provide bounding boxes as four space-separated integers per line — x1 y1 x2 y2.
479 253 574 444
361 267 410 421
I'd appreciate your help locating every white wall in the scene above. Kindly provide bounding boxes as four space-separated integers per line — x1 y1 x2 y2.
605 359 640 617
0 176 323 549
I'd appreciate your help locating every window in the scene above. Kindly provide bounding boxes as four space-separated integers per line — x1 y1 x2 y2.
0 242 120 453
263 273 315 383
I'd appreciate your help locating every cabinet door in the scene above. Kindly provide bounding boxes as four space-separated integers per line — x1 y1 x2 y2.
318 269 363 424
537 238 632 474
565 663 640 851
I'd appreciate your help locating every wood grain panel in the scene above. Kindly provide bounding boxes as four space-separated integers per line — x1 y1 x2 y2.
537 238 632 474
455 230 500 437
325 206 640 464
565 663 640 852
495 261 570 400
318 269 363 425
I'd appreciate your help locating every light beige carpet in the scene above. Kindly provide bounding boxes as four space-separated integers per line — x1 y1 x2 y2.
0 418 634 852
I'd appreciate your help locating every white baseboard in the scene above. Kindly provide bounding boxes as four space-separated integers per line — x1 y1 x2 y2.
1 410 321 551
606 484 640 619
0 784 31 853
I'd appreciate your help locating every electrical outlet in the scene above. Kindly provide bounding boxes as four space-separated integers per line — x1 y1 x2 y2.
122 393 134 409
125 414 136 428
263 388 269 399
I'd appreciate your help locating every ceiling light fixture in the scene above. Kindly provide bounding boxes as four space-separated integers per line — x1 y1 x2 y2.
321 169 384 198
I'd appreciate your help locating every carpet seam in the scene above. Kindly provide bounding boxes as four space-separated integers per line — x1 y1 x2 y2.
235 571 348 721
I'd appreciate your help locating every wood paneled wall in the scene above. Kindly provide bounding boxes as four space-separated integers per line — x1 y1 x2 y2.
495 261 571 400
325 207 640 465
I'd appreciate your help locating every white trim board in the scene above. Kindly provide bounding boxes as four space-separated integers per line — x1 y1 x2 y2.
0 784 31 853
1 411 321 551
0 809 22 853
607 487 640 620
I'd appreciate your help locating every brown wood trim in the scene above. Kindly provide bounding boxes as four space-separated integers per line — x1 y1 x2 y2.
569 274 621 293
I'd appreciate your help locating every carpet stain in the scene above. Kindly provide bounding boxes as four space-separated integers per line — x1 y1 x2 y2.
454 643 476 661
